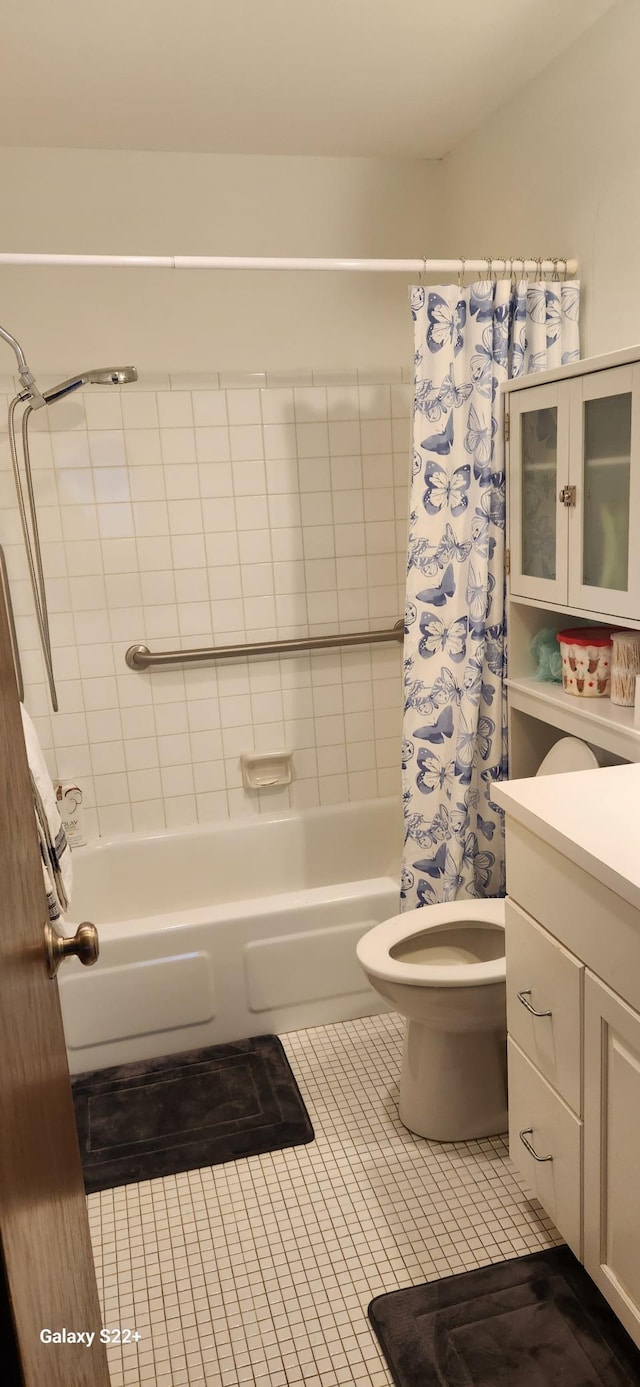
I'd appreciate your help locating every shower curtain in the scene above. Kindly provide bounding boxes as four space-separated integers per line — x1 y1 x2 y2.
402 277 580 909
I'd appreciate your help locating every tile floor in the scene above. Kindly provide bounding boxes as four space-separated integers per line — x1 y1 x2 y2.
88 1012 561 1387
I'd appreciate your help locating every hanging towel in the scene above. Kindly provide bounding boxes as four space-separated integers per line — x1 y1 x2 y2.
20 705 72 921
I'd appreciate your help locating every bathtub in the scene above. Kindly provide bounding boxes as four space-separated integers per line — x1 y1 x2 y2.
59 797 401 1073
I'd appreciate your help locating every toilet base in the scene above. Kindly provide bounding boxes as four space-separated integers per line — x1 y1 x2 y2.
398 1018 508 1142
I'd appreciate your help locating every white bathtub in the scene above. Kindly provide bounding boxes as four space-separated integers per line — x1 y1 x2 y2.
59 797 401 1073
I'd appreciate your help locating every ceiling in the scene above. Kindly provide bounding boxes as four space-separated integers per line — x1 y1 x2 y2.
1 0 619 159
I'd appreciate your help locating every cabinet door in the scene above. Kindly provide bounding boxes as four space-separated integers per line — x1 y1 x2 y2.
568 364 640 618
584 971 640 1349
508 382 570 603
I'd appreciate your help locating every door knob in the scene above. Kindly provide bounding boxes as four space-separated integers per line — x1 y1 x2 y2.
44 920 99 978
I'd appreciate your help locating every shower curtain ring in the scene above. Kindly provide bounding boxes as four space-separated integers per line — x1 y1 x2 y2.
535 256 544 281
562 257 569 281
551 257 560 282
420 255 428 285
485 256 492 282
457 256 466 289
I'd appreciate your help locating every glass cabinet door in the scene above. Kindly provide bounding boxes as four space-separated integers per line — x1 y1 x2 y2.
521 406 558 581
509 381 570 604
568 365 640 618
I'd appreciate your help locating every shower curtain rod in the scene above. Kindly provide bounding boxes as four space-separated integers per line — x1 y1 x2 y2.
0 253 578 274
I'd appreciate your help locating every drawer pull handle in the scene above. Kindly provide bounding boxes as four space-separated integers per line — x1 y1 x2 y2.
519 1128 553 1163
517 989 552 1019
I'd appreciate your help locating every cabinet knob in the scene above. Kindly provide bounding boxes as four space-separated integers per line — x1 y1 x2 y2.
517 989 552 1018
519 1128 553 1163
558 485 576 507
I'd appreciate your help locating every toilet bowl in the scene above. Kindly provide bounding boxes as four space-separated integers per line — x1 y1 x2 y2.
356 736 600 1142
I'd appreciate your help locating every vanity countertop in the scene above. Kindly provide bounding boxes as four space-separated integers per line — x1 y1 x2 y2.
493 762 640 914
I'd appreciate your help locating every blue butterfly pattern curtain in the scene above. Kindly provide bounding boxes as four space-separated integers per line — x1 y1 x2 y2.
402 278 580 909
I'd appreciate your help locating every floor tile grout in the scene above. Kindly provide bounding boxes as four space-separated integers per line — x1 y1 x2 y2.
87 1012 560 1386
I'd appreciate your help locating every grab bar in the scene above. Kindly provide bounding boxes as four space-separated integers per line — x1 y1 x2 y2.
0 543 24 701
126 620 404 670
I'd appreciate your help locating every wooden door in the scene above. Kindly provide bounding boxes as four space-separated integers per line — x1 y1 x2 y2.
507 380 570 605
584 970 640 1350
567 363 640 619
0 597 110 1384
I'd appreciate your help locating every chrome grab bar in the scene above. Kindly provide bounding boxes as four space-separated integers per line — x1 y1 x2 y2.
519 1129 553 1163
126 620 405 671
517 989 552 1019
0 543 24 701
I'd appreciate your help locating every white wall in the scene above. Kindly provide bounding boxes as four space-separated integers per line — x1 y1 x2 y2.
0 148 438 375
440 0 640 359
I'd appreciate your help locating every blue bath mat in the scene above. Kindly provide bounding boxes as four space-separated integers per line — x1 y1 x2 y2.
72 1034 314 1193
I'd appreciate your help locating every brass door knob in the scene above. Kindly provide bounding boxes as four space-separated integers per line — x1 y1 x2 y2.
44 920 99 978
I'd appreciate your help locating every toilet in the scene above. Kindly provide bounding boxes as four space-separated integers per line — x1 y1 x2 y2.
356 737 600 1143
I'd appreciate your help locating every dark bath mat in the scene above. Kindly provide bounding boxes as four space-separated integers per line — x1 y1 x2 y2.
72 1034 314 1193
368 1246 640 1387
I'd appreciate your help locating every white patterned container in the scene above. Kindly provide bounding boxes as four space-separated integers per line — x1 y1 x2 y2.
556 627 615 697
611 631 640 706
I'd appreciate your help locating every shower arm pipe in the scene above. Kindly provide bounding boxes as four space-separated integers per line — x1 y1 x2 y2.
7 395 59 711
0 253 578 275
126 621 405 671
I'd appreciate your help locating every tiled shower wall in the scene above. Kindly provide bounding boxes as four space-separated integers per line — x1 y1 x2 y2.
0 369 412 839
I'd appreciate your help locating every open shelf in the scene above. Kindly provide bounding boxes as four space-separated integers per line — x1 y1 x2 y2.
508 593 640 629
506 676 640 763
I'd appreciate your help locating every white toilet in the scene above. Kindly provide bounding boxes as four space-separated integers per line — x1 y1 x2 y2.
356 736 600 1143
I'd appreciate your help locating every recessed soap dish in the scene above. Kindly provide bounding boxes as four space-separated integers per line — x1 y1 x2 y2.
241 749 293 790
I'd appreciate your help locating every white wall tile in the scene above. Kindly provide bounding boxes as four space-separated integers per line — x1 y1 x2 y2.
129 465 166 501
121 393 159 429
125 430 162 466
260 387 294 424
262 423 297 460
195 427 231 463
234 495 269 530
89 431 128 468
192 392 228 427
232 459 266 495
157 392 194 428
131 798 165 831
226 390 261 425
229 424 263 462
94 468 130 503
51 432 91 468
56 469 94 504
10 368 408 836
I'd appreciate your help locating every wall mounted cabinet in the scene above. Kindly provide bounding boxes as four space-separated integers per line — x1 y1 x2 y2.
509 361 640 621
504 345 640 776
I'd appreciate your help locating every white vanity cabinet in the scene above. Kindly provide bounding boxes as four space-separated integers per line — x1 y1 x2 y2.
494 764 640 1351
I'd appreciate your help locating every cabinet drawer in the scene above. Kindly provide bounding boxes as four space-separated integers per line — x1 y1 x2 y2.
506 900 583 1115
508 1037 582 1258
505 820 640 1018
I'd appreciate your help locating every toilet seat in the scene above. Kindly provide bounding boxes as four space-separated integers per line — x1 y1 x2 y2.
355 899 505 990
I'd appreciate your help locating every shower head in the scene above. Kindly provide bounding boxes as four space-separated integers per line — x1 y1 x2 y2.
1 322 138 408
42 365 138 405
